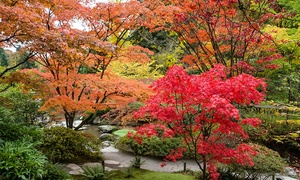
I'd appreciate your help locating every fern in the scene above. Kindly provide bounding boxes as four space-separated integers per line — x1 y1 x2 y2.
82 165 107 180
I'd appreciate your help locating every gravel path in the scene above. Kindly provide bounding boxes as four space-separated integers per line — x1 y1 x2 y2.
101 146 200 172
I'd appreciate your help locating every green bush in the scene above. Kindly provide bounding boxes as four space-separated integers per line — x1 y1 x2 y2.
0 121 42 143
218 143 287 179
42 162 70 180
40 126 102 163
0 139 47 180
116 135 183 157
0 87 43 125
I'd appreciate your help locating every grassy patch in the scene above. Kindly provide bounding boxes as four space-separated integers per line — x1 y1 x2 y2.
109 169 196 180
113 129 136 137
72 169 197 180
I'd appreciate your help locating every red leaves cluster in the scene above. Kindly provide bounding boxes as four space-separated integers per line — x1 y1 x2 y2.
134 64 266 179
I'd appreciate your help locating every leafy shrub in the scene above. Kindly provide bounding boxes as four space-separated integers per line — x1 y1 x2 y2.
0 87 43 125
42 162 70 180
218 143 287 179
116 133 183 157
82 165 108 180
0 139 47 180
40 126 102 163
0 121 42 143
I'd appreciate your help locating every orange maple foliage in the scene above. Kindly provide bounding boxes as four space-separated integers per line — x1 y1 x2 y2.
1 0 152 128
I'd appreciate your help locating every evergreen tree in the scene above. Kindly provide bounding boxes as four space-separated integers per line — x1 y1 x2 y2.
0 48 8 67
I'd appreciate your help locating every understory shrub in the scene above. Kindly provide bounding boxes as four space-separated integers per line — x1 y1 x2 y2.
116 131 183 157
218 143 287 180
0 121 42 143
0 139 47 180
40 126 102 163
0 87 43 125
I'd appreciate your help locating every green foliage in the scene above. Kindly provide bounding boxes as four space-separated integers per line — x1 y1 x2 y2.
109 168 196 180
218 144 287 179
130 155 146 169
82 165 108 180
0 121 42 143
277 0 300 28
0 48 8 67
241 106 300 142
262 25 300 105
241 106 300 165
110 61 163 79
128 27 178 53
128 27 183 74
120 166 135 178
116 135 183 157
273 130 300 152
0 139 47 180
42 162 71 180
40 126 102 163
0 86 43 124
151 46 184 74
128 101 144 110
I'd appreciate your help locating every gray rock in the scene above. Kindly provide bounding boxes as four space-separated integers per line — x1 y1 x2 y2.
101 146 119 153
98 125 117 133
105 167 115 171
102 140 113 147
83 162 103 168
64 163 83 175
93 117 102 125
105 160 120 165
99 133 114 141
284 167 298 178
275 174 298 180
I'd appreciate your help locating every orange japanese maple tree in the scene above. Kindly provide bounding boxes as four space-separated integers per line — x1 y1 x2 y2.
19 0 153 129
134 64 266 179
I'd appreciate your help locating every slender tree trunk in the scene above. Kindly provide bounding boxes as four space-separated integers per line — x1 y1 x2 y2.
202 155 207 180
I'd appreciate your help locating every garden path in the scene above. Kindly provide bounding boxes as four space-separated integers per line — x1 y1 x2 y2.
101 145 199 172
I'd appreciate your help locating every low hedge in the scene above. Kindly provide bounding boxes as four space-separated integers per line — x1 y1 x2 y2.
116 134 184 157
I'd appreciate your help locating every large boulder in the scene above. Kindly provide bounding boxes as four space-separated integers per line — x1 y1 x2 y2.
99 133 114 141
98 125 117 133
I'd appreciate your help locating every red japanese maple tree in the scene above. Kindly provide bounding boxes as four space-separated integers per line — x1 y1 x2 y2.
134 64 266 179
